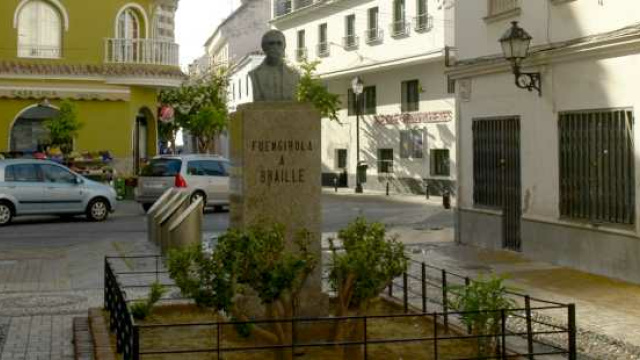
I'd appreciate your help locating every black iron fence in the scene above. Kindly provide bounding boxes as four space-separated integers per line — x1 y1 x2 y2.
104 255 577 360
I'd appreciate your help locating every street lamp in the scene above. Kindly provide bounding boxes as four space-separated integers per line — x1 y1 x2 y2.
499 21 541 96
352 76 364 194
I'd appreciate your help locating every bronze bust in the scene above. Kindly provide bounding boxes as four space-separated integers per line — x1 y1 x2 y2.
249 30 300 102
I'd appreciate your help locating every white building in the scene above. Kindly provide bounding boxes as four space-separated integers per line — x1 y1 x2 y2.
450 0 640 283
271 0 456 194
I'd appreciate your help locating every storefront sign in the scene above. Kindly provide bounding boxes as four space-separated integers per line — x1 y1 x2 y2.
374 111 453 125
0 86 130 101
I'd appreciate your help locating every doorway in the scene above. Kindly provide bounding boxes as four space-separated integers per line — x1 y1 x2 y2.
10 104 59 153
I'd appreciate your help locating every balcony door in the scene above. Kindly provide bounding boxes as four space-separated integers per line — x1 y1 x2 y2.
117 8 141 62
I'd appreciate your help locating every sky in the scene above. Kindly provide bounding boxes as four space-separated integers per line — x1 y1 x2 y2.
175 0 241 69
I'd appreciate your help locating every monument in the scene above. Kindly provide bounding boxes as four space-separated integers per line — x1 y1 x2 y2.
230 30 323 316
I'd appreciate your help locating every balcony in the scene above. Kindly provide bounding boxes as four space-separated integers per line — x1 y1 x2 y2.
18 45 61 59
365 28 383 44
105 38 179 67
414 14 434 32
317 43 330 57
273 0 328 18
390 20 410 38
294 0 313 10
343 35 359 50
485 0 520 22
296 47 308 62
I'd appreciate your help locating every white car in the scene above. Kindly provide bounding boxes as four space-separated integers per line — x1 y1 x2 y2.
0 159 117 225
135 155 230 212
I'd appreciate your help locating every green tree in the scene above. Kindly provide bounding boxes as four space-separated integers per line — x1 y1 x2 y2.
328 218 408 356
44 100 83 154
449 275 517 358
159 71 229 153
297 60 341 121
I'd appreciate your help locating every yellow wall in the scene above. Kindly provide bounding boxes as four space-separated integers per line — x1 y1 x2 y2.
0 0 158 64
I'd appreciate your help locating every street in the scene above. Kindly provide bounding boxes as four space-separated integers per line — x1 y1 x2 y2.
0 192 452 360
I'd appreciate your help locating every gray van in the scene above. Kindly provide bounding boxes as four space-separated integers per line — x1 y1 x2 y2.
0 159 117 225
135 155 230 212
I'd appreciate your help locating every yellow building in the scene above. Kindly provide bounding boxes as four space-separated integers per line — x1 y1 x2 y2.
0 0 183 173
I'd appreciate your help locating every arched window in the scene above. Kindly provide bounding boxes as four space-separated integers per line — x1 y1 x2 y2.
117 8 141 39
17 0 62 58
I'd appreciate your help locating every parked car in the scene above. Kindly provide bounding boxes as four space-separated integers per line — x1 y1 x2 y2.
135 155 230 212
0 159 118 226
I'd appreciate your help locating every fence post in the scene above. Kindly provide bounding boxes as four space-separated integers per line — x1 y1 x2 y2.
217 322 221 360
441 270 448 329
403 272 409 313
501 309 507 360
568 304 577 360
364 317 368 360
525 296 534 359
155 255 159 283
433 313 438 360
421 262 427 313
388 281 393 298
104 258 108 311
291 316 295 358
465 277 472 334
132 326 139 360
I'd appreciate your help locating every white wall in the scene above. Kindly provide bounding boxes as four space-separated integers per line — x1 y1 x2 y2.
228 55 265 112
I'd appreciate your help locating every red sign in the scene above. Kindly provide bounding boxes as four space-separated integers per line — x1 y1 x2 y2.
374 111 453 125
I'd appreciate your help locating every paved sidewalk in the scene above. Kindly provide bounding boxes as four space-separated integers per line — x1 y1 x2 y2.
388 226 640 359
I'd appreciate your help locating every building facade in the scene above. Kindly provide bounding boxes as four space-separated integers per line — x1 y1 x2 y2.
271 0 456 194
0 0 183 174
450 0 640 283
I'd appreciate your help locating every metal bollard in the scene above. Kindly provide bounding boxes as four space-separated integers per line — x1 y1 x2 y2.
334 175 338 192
386 181 390 196
425 183 430 199
442 189 451 209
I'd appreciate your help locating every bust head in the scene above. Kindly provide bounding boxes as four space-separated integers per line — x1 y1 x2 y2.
261 30 286 66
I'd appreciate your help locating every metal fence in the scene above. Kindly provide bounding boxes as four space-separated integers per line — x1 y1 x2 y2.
104 255 576 360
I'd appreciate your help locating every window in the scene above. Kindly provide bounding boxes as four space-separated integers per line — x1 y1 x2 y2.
42 164 76 184
415 0 432 32
296 29 306 61
318 23 329 57
238 78 242 99
347 86 376 116
188 161 227 176
378 149 394 174
336 149 347 169
401 80 420 112
246 75 249 96
366 7 382 43
391 0 407 37
447 76 456 94
141 158 182 177
487 0 520 18
559 109 635 225
400 129 423 159
344 14 358 49
5 164 41 182
17 0 62 58
430 149 450 176
117 8 141 39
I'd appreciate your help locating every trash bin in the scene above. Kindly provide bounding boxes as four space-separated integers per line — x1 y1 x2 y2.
356 162 368 184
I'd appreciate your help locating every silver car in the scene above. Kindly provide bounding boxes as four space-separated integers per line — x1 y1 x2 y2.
135 155 230 212
0 159 118 225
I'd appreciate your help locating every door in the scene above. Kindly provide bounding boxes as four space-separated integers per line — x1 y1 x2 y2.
40 164 85 213
500 119 521 251
2 164 44 214
200 160 229 204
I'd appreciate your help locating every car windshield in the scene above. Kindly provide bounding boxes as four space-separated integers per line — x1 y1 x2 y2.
141 158 182 177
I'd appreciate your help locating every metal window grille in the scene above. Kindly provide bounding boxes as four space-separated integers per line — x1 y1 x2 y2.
401 80 420 112
559 109 635 225
488 0 519 16
336 149 347 169
430 149 450 176
400 130 423 159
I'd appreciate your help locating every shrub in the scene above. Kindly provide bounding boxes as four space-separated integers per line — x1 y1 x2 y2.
130 282 167 320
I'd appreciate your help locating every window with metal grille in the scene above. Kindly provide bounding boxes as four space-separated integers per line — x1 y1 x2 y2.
472 117 519 208
401 80 420 112
336 149 347 169
431 149 450 176
378 148 394 173
559 109 635 225
400 129 423 159
347 86 376 115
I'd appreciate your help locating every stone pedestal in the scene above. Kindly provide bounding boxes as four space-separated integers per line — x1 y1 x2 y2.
229 101 325 316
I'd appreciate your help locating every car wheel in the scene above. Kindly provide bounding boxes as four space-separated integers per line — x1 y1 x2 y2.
0 201 13 226
87 198 110 222
142 203 153 213
190 191 206 212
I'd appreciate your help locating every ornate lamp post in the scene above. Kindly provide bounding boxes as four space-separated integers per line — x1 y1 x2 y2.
499 21 541 96
352 76 364 193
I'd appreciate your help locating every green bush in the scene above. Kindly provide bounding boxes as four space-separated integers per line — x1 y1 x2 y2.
129 282 167 320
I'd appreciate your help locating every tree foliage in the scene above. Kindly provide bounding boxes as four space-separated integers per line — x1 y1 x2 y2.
158 71 229 153
44 100 83 154
449 274 517 357
296 60 341 121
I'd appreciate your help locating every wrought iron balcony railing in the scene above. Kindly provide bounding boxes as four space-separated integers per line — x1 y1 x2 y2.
488 0 520 17
343 35 359 50
104 38 179 66
18 45 62 59
390 20 410 38
296 47 308 61
414 14 433 32
365 28 383 44
316 43 330 57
